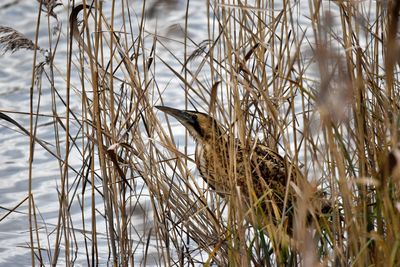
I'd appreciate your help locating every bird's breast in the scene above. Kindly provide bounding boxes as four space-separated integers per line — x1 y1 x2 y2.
195 143 231 195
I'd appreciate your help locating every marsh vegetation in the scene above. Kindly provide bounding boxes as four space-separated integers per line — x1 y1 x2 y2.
1 0 400 266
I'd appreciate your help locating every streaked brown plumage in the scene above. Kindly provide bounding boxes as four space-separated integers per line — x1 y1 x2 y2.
156 106 302 225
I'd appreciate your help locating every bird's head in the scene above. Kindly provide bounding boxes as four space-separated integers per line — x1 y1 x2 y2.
155 106 224 144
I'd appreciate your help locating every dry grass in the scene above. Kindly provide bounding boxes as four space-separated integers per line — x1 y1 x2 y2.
1 0 400 266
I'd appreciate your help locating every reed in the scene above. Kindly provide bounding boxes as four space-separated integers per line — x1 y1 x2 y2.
1 0 399 266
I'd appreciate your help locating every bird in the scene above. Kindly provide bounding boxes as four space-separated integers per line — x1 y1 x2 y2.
156 106 309 222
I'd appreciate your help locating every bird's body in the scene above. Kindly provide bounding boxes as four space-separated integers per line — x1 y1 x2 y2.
156 106 298 222
196 136 290 208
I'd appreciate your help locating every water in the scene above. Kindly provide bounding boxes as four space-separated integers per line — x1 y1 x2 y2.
0 0 209 265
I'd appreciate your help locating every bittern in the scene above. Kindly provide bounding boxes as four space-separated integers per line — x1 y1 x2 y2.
156 106 327 229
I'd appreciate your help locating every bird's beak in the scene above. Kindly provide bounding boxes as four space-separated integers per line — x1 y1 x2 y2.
155 106 195 126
